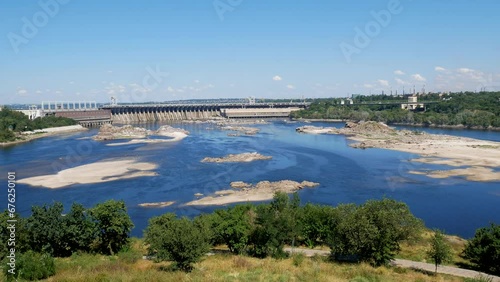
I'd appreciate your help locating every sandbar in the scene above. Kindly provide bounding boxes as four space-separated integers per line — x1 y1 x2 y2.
186 180 319 206
201 152 272 163
297 122 500 182
18 159 158 189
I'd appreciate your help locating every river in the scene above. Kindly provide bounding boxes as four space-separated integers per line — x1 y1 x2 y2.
1 121 499 238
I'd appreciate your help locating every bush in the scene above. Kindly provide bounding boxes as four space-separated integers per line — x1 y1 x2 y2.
292 253 305 267
463 223 500 275
144 215 211 272
3 251 55 281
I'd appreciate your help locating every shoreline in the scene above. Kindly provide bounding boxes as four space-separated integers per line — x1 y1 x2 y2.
296 122 500 182
0 125 88 147
293 118 500 131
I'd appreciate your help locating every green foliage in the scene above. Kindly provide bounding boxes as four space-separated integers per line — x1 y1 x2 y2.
292 253 305 267
89 200 134 255
299 203 339 247
145 214 211 272
463 223 500 275
328 199 423 266
426 230 453 272
249 192 301 259
0 107 77 142
23 202 96 257
144 213 177 260
3 251 55 281
293 91 500 128
213 204 255 254
0 211 29 261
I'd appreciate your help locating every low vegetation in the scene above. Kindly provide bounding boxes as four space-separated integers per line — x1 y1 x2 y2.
1 194 499 281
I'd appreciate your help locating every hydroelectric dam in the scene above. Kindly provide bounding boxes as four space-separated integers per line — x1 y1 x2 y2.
37 101 310 126
103 102 310 123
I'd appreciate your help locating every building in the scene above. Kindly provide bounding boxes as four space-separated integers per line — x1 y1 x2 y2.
401 96 425 111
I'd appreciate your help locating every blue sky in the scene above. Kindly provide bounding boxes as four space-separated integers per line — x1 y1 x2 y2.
1 0 499 104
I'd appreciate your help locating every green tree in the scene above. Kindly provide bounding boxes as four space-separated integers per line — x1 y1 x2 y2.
145 214 211 272
213 204 255 254
427 230 452 273
250 192 301 258
328 199 423 266
25 202 67 256
89 200 134 255
463 223 500 275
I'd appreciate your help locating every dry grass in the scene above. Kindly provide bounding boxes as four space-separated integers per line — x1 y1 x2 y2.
35 244 465 282
398 230 468 267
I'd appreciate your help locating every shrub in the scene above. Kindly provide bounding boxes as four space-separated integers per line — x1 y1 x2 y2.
292 253 305 267
144 215 211 272
463 223 500 275
3 251 55 281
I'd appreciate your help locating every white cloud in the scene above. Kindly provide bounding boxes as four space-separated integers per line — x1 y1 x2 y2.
273 75 282 81
286 84 295 89
457 68 474 74
194 80 200 84
363 84 374 89
411 74 427 82
17 88 28 96
394 70 405 76
377 79 389 87
69 81 74 84
435 66 446 72
107 70 113 73
395 78 406 85
35 90 42 94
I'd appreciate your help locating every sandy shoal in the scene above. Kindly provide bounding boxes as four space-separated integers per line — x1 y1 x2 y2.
18 159 157 189
106 132 188 146
350 136 500 182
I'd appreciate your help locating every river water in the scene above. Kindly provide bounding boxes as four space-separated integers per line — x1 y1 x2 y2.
1 121 499 238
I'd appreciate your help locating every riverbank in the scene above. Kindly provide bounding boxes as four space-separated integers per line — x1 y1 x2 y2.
0 125 87 147
293 118 500 131
297 122 500 182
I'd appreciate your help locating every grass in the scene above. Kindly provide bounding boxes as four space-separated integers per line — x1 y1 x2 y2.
397 230 469 267
0 237 468 282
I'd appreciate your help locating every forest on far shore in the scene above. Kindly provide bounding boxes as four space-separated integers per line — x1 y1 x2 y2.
292 91 500 129
0 107 77 142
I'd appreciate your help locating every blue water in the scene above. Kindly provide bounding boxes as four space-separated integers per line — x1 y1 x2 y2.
1 121 499 238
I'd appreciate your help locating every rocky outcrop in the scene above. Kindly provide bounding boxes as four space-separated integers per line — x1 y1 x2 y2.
186 180 320 206
93 124 189 141
201 152 272 163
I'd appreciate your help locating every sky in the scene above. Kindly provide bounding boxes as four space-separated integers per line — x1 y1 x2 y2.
1 0 499 104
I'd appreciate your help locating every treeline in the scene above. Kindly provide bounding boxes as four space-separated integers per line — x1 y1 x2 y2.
0 107 77 142
2 195 499 280
144 193 425 271
292 91 500 129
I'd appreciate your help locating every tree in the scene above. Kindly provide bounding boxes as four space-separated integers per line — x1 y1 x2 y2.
145 214 211 272
250 192 301 258
89 200 134 255
25 202 67 256
463 223 500 275
427 230 452 273
213 204 255 254
327 199 423 266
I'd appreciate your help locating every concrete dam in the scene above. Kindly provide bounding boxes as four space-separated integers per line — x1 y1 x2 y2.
102 103 309 123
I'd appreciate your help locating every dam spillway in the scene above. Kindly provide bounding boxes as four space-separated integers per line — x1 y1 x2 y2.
102 103 309 123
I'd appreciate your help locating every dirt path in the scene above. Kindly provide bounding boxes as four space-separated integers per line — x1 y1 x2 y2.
284 247 500 281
